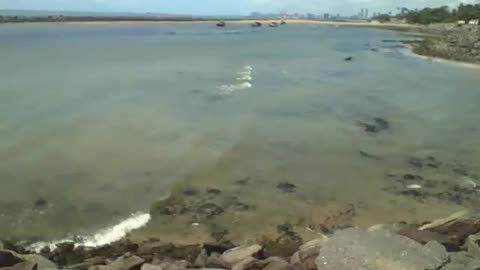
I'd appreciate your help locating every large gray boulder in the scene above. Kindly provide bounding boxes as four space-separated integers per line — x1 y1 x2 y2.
219 245 262 267
467 234 480 259
98 254 145 270
0 261 37 270
466 260 480 270
315 228 449 270
0 250 56 270
291 238 327 264
0 251 23 268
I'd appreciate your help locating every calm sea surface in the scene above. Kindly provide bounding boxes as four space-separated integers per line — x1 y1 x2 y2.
1 23 480 243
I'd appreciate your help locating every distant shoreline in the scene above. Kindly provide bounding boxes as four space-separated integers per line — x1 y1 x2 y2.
0 18 422 30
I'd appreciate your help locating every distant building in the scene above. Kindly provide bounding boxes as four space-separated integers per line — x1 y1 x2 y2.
365 9 369 18
323 13 329 19
360 8 364 18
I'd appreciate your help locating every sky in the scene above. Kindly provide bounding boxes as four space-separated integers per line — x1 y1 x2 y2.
0 0 478 16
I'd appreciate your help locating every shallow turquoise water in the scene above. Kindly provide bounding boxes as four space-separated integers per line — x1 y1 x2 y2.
1 23 480 241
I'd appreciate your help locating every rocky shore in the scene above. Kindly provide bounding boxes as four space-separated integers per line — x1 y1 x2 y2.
409 24 480 64
3 210 480 270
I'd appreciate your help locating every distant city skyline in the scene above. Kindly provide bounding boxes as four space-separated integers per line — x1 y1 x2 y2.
0 0 478 16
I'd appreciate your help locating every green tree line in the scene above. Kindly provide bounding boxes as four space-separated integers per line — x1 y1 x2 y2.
372 2 480 25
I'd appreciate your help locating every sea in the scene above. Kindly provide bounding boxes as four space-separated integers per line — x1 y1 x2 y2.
1 22 480 247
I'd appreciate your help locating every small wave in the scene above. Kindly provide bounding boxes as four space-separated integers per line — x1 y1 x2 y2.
242 65 253 71
216 65 254 96
236 75 252 82
237 70 252 76
28 212 151 252
218 82 252 95
237 67 252 77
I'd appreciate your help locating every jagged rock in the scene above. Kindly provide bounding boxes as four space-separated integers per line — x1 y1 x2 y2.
0 251 23 268
89 266 109 270
68 256 107 270
141 264 160 270
315 228 448 270
140 261 188 270
398 225 457 250
205 253 227 269
296 239 325 260
467 234 480 258
263 257 288 270
466 260 480 270
56 242 74 254
143 244 200 263
231 257 256 270
448 251 474 266
263 232 302 258
443 264 469 270
415 211 480 251
291 257 317 270
19 255 56 269
107 254 145 270
194 249 208 268
203 243 234 256
219 245 262 267
0 251 56 270
0 262 37 270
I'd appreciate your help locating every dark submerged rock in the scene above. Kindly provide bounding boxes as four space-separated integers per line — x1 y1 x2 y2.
276 182 296 193
343 56 353 61
373 117 389 130
206 188 222 196
234 177 250 186
359 117 390 134
33 198 48 209
182 188 198 197
453 166 469 176
359 150 381 160
216 21 226 27
194 203 224 220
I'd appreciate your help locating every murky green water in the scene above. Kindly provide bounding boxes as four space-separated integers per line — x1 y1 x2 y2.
1 23 479 242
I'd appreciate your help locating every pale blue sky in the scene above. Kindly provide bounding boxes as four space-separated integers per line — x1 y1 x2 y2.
0 0 477 15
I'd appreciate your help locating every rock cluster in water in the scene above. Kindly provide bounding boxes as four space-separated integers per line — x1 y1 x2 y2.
403 24 480 64
3 211 480 270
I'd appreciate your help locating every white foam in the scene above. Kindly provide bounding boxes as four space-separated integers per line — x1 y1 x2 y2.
237 71 252 76
242 65 253 71
28 212 151 252
407 184 423 189
216 65 254 96
218 82 252 95
236 75 252 82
